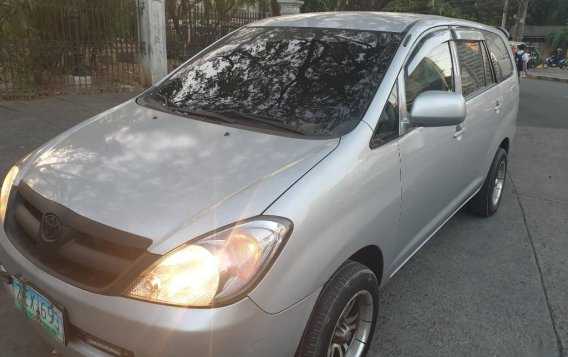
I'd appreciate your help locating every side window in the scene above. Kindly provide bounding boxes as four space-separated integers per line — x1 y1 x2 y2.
405 42 454 112
371 82 399 148
481 42 496 86
455 41 486 97
484 31 514 82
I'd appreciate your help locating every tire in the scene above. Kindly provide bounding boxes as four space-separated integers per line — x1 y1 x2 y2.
467 148 507 217
298 261 379 357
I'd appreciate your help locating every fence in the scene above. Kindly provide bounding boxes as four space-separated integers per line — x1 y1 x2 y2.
0 0 144 99
166 4 271 70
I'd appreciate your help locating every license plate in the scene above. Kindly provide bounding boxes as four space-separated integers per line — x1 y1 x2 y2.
12 277 66 345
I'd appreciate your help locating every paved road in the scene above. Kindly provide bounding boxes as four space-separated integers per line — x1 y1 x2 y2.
528 68 568 81
0 79 566 356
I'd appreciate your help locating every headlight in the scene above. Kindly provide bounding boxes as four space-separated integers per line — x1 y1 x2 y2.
0 166 19 224
125 217 292 307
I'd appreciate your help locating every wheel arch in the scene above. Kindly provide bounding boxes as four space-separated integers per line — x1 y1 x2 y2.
499 137 510 153
348 245 384 285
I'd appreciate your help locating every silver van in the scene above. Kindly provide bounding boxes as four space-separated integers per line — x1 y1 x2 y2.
0 12 518 357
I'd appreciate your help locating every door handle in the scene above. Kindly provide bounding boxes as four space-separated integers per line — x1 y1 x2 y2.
453 124 466 139
494 99 503 113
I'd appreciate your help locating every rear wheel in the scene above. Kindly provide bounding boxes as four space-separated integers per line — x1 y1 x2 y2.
467 148 507 217
298 261 379 357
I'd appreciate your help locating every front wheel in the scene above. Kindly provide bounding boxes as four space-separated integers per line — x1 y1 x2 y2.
467 148 507 217
298 261 379 357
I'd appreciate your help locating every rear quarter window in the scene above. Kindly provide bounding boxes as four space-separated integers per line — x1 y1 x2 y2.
484 31 514 82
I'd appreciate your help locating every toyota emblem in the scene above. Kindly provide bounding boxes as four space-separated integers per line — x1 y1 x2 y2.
40 213 62 242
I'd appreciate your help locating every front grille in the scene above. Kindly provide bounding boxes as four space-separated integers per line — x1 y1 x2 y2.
4 182 157 294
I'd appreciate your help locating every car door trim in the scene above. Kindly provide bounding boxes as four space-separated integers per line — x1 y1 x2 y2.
389 184 482 279
451 28 484 41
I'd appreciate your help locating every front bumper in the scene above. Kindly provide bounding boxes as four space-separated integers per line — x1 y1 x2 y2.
0 228 319 357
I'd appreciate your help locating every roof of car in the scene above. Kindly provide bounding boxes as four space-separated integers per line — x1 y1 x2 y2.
250 11 471 33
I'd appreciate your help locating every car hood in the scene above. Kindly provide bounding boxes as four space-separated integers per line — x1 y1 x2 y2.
20 101 339 251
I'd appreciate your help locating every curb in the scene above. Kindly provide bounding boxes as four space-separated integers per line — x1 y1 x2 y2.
526 74 568 83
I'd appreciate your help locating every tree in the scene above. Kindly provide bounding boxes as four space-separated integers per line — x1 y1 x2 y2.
0 0 137 88
302 0 393 12
425 0 473 20
526 0 568 26
547 27 568 50
0 0 37 36
383 0 504 25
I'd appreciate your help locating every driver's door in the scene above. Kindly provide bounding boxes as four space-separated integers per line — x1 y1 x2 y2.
390 30 469 274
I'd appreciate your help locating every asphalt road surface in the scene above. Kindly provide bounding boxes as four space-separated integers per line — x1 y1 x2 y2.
1 79 567 356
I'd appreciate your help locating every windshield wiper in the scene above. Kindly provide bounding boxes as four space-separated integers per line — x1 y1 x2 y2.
145 94 307 135
212 110 307 136
150 92 177 108
147 93 237 124
169 107 238 125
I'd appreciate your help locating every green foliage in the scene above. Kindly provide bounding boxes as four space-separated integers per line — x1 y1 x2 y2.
426 0 473 20
383 0 503 25
0 0 138 88
0 0 38 38
527 0 568 26
547 27 568 50
301 0 391 12
1 0 136 42
301 0 343 12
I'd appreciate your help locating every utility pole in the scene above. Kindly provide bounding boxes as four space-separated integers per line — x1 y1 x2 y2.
139 0 167 85
512 0 529 41
518 0 529 41
501 0 509 28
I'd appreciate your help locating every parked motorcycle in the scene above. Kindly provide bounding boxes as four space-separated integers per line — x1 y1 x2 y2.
543 56 567 69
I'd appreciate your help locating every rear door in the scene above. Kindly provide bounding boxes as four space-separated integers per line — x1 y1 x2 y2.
452 29 503 194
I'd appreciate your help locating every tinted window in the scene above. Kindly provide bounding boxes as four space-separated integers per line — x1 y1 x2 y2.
481 42 496 86
456 41 486 97
484 31 514 82
405 42 454 112
143 27 402 137
371 82 398 148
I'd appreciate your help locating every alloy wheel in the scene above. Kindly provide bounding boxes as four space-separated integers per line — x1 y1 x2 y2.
327 291 374 357
491 160 506 207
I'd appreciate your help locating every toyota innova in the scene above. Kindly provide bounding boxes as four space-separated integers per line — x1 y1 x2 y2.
0 12 518 357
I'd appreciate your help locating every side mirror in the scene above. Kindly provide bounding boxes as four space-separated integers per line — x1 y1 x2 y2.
409 91 466 127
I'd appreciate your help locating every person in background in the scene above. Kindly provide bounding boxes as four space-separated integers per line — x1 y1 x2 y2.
516 44 529 78
554 48 564 66
511 44 518 56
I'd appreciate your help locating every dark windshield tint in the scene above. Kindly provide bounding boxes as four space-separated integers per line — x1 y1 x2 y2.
143 27 402 137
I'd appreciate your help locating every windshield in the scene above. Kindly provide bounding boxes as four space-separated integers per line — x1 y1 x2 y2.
141 26 403 137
